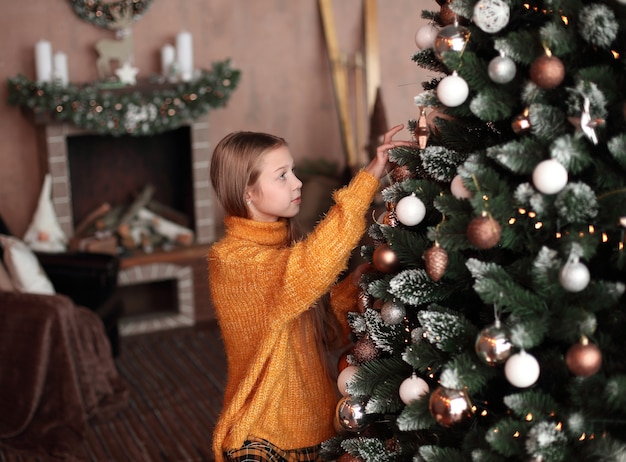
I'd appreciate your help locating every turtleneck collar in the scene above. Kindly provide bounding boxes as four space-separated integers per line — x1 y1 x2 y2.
223 215 289 247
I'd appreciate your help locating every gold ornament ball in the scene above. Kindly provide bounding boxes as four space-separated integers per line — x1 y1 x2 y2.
529 55 565 90
429 386 474 427
467 215 502 249
373 243 400 273
566 340 602 377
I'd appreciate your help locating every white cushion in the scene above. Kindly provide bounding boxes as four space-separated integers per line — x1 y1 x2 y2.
0 234 55 294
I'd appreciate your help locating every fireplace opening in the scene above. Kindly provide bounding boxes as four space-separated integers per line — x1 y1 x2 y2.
66 126 194 232
117 279 179 319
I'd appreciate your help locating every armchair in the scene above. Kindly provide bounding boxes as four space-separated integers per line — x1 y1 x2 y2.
0 215 122 356
0 216 128 459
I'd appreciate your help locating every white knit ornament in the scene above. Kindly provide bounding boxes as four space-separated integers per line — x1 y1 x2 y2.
473 0 510 33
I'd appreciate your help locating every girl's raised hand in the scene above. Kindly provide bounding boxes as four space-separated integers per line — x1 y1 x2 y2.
364 124 416 179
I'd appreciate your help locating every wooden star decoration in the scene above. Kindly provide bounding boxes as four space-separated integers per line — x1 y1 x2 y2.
115 62 139 85
567 97 604 145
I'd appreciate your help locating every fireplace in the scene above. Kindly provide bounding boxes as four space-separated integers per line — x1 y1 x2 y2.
43 115 218 334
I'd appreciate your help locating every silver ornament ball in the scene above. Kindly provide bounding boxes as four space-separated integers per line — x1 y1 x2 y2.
488 55 516 84
475 323 513 366
335 395 371 433
381 301 406 325
434 24 471 60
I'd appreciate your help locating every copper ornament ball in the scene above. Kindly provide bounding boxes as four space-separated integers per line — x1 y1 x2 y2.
566 341 602 377
529 55 565 89
429 386 474 427
353 336 379 364
439 2 457 25
392 164 413 183
373 243 400 273
467 215 502 249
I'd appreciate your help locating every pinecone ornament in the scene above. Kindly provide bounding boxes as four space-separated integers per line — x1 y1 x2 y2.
424 241 448 281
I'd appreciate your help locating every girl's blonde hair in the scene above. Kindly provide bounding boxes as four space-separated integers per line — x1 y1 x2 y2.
210 131 346 378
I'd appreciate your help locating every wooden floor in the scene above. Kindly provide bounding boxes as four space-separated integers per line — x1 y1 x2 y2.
1 322 228 462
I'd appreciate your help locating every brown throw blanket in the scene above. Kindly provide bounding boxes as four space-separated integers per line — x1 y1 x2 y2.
0 291 128 460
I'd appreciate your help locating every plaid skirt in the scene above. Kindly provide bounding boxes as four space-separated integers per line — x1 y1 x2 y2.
224 437 322 462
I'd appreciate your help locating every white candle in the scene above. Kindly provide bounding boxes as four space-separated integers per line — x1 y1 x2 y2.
35 40 53 82
176 31 193 82
161 44 176 77
53 51 69 86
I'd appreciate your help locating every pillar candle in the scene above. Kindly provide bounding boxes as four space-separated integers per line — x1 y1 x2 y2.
53 51 69 86
176 31 193 82
161 44 176 77
35 40 53 82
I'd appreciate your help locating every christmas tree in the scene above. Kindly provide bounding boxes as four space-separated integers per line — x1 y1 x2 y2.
322 1 626 461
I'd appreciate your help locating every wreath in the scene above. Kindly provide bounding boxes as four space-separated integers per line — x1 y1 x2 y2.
69 0 155 29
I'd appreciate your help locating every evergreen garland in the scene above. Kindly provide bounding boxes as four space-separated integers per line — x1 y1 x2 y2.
69 0 154 29
7 60 241 137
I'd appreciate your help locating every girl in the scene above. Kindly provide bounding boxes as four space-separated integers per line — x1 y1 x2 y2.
209 125 413 461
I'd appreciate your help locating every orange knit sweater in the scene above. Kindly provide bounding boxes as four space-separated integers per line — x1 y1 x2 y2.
208 171 379 461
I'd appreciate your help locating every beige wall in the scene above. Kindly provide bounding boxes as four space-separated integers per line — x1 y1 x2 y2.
0 0 435 236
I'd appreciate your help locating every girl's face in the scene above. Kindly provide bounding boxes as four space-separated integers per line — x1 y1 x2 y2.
245 145 302 222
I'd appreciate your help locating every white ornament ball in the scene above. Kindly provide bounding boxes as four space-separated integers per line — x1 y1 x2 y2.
473 0 510 33
395 194 426 226
337 365 359 396
532 159 568 195
488 55 516 84
399 373 430 404
559 261 590 292
415 24 439 50
437 73 469 107
505 351 540 388
450 174 473 199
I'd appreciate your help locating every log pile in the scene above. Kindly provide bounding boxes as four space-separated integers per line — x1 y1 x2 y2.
69 184 195 255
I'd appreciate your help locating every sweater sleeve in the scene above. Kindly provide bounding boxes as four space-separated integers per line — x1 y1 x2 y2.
278 171 377 323
248 170 379 325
